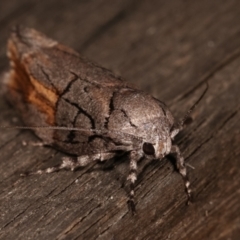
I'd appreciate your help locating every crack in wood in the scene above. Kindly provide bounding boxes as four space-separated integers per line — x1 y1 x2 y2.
69 203 103 240
79 0 140 51
1 203 32 230
176 47 240 104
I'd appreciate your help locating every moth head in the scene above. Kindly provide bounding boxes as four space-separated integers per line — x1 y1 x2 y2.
142 137 172 159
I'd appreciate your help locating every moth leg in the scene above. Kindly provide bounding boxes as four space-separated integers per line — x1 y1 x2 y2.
22 140 50 147
61 152 116 171
22 152 116 176
170 145 191 203
127 150 141 214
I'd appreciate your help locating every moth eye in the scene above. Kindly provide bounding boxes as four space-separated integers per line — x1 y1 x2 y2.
143 142 155 155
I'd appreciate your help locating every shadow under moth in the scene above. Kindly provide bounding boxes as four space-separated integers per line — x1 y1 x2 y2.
2 26 207 213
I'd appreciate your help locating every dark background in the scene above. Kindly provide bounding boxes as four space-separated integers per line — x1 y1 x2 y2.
0 0 240 239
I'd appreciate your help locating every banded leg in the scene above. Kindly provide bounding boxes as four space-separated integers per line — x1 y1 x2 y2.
22 140 50 147
127 150 141 214
21 152 116 176
170 145 191 203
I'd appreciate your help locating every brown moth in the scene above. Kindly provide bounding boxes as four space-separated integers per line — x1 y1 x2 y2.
3 26 207 213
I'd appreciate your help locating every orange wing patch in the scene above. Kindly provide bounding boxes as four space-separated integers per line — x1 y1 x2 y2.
7 39 58 125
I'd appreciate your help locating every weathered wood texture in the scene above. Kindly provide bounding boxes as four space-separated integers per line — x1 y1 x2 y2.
0 0 240 239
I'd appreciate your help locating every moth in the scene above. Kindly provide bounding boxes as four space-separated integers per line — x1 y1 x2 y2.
3 26 207 212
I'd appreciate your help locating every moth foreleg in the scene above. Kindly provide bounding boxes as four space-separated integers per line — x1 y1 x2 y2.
170 145 191 203
72 152 116 169
127 150 142 214
21 152 116 176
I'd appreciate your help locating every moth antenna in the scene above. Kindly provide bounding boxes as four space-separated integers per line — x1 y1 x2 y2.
171 81 208 138
0 125 143 142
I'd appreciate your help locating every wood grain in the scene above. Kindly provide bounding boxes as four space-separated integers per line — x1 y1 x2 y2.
0 0 240 239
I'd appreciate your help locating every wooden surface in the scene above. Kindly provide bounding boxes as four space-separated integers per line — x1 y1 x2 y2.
0 0 240 239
